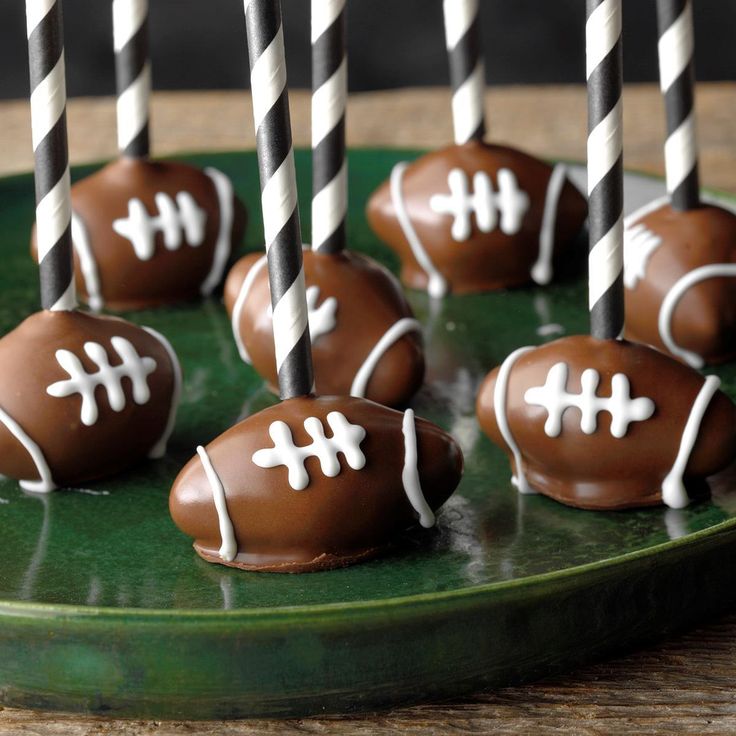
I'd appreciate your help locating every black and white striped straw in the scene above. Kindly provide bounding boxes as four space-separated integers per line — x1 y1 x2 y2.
244 0 314 399
25 0 77 312
586 0 624 340
311 0 347 254
113 0 150 158
442 0 485 145
656 0 699 211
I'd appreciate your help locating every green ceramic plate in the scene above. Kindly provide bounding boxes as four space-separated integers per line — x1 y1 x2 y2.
1 150 735 720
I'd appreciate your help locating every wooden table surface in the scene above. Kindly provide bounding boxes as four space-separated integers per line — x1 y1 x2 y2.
2 84 736 735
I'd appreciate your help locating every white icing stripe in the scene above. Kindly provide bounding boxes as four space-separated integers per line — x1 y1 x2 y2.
261 148 298 247
587 215 623 310
201 167 236 295
25 0 56 36
0 405 55 493
443 0 477 49
35 168 72 262
659 263 736 369
661 375 720 509
310 0 343 43
658 2 694 92
197 446 237 562
586 99 623 194
232 255 337 365
304 285 337 341
143 326 182 459
30 55 66 150
664 112 697 197
113 189 207 261
231 253 268 363
350 318 421 398
250 26 287 131
523 363 655 439
451 60 485 146
116 62 151 154
625 193 736 229
112 0 147 51
47 338 157 426
271 267 309 371
624 195 669 228
390 162 448 298
622 222 662 290
311 59 347 147
311 161 347 249
252 412 366 490
71 213 103 311
401 408 435 528
531 163 567 285
429 168 529 241
493 346 535 494
585 0 622 79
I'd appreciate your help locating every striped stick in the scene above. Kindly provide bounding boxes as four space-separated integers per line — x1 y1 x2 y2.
26 0 77 312
311 0 347 254
586 0 624 340
113 0 151 158
244 0 314 399
442 0 485 145
657 0 699 211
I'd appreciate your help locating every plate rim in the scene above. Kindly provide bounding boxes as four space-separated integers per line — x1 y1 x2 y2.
1 152 734 622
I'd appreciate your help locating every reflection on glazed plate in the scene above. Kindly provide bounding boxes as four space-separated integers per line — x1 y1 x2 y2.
1 152 736 719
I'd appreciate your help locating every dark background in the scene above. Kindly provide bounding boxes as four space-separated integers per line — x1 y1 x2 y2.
1 0 734 99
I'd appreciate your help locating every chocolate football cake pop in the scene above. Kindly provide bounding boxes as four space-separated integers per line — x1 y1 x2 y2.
623 0 736 368
30 0 246 311
224 0 424 407
476 0 736 511
366 0 587 298
170 0 462 572
476 335 736 510
4 0 181 492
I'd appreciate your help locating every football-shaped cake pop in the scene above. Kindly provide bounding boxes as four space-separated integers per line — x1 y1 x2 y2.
476 335 736 510
222 0 423 408
173 0 463 573
15 0 182 492
622 0 736 367
224 248 424 407
170 395 462 571
27 0 247 311
366 141 587 297
623 197 736 368
30 159 247 311
0 309 181 492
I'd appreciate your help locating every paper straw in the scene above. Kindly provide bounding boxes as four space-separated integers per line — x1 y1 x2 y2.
442 0 485 145
586 0 624 339
25 0 77 311
243 0 314 399
113 0 151 158
657 0 699 210
311 0 347 254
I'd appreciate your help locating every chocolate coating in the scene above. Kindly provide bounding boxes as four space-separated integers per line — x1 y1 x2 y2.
31 158 247 311
366 141 587 295
0 310 179 489
224 249 425 407
624 202 736 365
169 396 463 572
476 335 736 510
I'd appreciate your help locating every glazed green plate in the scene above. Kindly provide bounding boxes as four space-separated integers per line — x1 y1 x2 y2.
1 150 736 719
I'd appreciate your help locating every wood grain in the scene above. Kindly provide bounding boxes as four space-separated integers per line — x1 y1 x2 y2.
0 84 734 189
2 84 736 734
3 612 736 734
